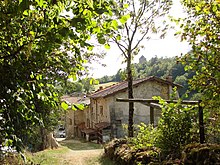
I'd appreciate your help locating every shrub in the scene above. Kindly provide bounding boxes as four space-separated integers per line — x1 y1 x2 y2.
155 96 195 157
130 123 159 149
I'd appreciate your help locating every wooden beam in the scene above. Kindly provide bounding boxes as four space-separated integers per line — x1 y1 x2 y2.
116 98 199 105
150 106 154 126
198 100 205 143
150 103 161 109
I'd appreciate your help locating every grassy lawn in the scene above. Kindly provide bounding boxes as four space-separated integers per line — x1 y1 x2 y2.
27 147 69 165
59 139 103 150
85 155 115 165
26 139 115 165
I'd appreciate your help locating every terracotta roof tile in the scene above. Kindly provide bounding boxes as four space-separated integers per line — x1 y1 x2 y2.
61 95 90 105
90 76 181 98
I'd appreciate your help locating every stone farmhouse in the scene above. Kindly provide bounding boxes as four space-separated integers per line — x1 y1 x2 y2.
61 95 89 139
61 76 181 142
87 76 181 139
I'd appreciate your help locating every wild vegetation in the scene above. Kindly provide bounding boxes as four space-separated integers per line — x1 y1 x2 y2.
98 56 198 99
105 0 220 164
0 0 119 154
0 0 219 164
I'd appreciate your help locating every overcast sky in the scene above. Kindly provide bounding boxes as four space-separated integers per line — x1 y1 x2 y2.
89 1 190 79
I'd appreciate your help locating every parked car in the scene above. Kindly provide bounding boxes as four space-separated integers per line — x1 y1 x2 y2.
58 128 66 138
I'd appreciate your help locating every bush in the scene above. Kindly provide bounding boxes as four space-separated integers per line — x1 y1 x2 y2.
130 123 159 149
155 97 195 158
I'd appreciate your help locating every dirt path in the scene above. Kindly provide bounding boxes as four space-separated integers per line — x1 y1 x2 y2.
56 139 113 165
60 148 104 165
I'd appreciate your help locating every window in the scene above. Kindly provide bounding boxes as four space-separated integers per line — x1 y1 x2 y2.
100 106 103 116
87 118 90 127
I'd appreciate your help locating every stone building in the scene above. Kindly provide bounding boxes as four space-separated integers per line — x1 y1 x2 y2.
88 76 181 138
61 95 90 139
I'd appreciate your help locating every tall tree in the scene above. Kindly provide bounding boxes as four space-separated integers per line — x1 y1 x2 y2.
179 0 220 109
179 0 220 142
0 0 116 152
108 0 172 137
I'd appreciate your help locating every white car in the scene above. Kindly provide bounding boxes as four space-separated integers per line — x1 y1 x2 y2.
58 129 66 138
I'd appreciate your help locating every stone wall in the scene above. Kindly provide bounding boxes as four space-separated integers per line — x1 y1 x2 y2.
89 80 173 138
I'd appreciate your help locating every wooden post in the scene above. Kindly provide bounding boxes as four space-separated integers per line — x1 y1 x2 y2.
198 100 205 144
150 106 154 126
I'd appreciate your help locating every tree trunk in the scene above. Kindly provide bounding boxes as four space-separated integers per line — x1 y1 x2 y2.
40 127 47 150
127 52 134 137
40 128 59 150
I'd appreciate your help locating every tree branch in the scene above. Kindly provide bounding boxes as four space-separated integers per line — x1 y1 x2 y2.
112 36 128 58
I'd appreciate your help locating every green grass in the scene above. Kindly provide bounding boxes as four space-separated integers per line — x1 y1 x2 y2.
25 139 115 165
26 147 69 165
60 139 103 150
85 155 116 165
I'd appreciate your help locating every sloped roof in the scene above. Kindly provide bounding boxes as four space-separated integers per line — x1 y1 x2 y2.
90 76 181 99
61 95 90 105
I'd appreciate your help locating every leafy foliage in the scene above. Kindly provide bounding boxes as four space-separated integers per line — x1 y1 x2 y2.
0 0 116 152
179 0 220 109
177 0 220 143
130 123 159 149
60 77 97 95
154 96 195 157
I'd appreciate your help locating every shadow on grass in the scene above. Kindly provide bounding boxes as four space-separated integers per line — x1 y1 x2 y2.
98 155 116 165
59 138 103 151
84 154 116 165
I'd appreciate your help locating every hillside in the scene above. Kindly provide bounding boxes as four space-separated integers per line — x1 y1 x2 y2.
97 56 198 99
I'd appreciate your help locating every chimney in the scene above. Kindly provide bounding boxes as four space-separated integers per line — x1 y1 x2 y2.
99 86 103 91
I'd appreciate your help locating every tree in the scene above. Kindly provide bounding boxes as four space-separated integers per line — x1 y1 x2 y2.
179 0 220 142
0 0 115 152
108 0 172 137
179 0 220 109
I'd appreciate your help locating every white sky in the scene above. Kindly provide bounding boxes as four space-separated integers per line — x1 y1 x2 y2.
89 1 190 78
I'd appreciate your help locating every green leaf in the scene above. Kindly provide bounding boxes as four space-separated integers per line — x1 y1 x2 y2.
75 104 85 110
39 0 44 7
120 17 126 24
195 5 200 12
30 72 34 79
61 102 69 110
68 73 77 81
23 10 29 16
89 78 99 85
123 4 129 9
111 20 118 29
104 43 110 49
71 105 77 111
98 37 106 44
116 35 121 40
36 74 42 80
119 14 130 24
212 5 217 12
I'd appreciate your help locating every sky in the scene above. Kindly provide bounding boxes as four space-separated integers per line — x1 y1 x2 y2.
89 1 191 79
